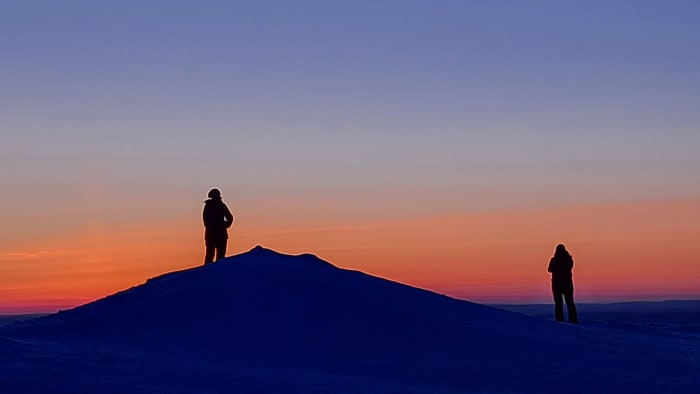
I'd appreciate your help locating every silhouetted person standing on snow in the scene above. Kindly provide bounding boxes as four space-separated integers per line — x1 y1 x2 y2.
203 188 234 264
547 244 578 323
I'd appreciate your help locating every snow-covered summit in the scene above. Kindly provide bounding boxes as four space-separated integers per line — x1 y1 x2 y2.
9 246 521 348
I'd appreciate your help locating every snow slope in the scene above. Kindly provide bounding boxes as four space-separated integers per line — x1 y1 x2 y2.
496 301 700 331
1 246 698 393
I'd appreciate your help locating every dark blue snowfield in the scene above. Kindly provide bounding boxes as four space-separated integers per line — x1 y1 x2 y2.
1 246 699 393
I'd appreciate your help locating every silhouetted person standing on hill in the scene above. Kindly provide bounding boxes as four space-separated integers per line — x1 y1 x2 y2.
203 188 234 264
547 244 578 323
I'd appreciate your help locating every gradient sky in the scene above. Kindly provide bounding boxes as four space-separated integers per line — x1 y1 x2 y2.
2 1 699 313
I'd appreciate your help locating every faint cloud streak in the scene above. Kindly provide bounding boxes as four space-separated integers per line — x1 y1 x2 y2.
2 252 40 260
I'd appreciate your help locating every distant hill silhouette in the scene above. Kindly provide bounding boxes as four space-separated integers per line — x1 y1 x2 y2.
2 246 699 393
6 247 546 355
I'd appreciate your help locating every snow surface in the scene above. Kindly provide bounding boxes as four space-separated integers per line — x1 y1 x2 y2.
1 246 699 393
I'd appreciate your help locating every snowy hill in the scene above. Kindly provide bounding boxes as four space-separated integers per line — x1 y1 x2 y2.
1 246 699 393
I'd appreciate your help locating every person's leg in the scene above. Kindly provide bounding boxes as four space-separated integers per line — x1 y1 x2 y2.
204 243 216 265
215 239 227 262
552 284 565 322
564 286 578 323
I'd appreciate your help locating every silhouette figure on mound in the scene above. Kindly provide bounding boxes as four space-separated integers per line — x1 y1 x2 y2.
203 188 234 264
547 244 578 323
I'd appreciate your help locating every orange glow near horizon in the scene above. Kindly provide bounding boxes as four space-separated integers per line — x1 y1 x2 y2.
1 198 699 313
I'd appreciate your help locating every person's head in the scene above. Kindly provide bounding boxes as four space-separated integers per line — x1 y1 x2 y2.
555 243 569 256
207 188 222 200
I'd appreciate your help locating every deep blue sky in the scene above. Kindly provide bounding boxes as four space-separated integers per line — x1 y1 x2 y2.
3 0 699 235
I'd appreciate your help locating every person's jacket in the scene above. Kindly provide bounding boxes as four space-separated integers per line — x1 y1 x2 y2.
548 254 574 283
203 198 234 241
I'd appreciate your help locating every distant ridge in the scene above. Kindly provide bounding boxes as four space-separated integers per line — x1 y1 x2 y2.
495 300 700 327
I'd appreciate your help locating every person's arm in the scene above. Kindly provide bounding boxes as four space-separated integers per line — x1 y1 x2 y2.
547 258 554 273
224 204 234 228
